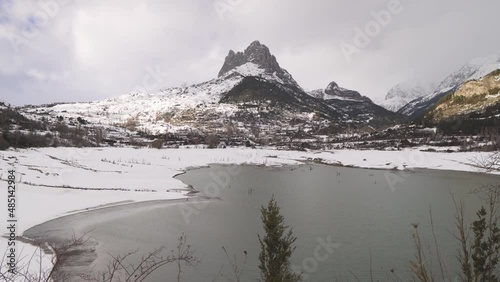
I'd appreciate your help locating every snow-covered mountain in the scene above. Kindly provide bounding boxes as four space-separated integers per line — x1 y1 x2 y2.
20 41 402 138
379 81 433 112
398 54 500 119
309 81 371 103
308 81 402 126
218 40 299 88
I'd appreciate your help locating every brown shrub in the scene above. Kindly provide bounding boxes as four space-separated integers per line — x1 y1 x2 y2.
206 134 218 149
151 139 164 149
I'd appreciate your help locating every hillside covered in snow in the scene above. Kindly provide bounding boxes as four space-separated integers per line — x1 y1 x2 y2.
17 41 401 144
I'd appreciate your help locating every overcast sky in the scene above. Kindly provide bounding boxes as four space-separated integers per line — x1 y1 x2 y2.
0 0 498 106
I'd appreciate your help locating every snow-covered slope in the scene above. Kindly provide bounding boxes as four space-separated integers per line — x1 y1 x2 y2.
35 56 299 135
48 59 290 123
379 81 433 112
24 71 246 134
308 81 402 125
21 41 347 136
398 54 500 118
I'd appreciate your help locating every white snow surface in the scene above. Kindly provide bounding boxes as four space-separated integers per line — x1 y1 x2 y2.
0 147 496 279
25 72 244 134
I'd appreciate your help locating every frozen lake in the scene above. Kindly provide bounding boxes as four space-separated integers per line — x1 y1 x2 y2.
25 164 500 281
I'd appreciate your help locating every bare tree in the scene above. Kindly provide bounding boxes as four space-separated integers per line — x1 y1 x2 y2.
0 232 90 282
1 233 198 282
221 246 248 282
410 223 434 282
452 196 473 282
472 152 500 172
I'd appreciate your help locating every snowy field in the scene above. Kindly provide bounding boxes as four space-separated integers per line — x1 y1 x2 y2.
0 146 495 279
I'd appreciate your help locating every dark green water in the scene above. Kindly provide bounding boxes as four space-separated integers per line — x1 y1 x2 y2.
25 164 500 281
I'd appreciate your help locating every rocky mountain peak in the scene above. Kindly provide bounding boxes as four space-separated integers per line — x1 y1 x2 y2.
324 81 370 102
217 41 296 86
325 81 339 91
379 82 432 112
242 40 280 71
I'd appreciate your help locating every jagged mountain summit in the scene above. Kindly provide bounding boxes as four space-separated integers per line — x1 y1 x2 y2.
218 40 298 87
379 81 434 112
398 54 500 119
309 82 371 103
213 41 345 121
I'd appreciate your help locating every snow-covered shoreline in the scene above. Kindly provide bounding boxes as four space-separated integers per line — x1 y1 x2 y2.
0 147 496 278
1 147 494 233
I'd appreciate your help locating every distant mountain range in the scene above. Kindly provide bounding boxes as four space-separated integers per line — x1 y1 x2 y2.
19 40 400 136
7 41 499 138
397 54 500 119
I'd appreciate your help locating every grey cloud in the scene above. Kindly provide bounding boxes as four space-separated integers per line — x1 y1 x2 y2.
0 0 498 106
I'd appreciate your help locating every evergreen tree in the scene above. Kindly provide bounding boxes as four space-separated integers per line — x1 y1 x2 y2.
258 195 301 282
471 206 500 282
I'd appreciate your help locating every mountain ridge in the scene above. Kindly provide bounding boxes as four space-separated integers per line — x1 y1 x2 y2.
398 54 500 119
16 40 405 139
422 69 500 130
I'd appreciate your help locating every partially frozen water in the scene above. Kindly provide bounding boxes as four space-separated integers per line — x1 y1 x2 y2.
25 164 500 281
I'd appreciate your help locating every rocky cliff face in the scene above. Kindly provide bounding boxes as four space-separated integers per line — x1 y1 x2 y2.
324 81 372 103
308 81 371 103
426 69 500 123
219 41 280 76
217 40 298 87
